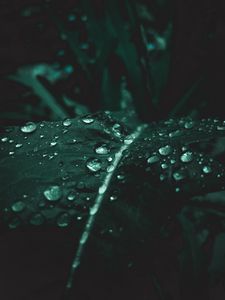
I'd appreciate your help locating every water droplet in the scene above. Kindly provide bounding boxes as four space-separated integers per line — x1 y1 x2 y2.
158 145 172 156
117 174 125 180
95 144 110 155
81 116 94 124
173 171 185 181
9 218 21 229
112 123 123 137
1 137 8 142
68 13 76 22
180 151 193 163
30 213 45 225
50 141 57 147
202 165 212 174
175 187 180 192
147 155 160 164
67 191 76 201
57 213 70 227
124 135 134 145
109 195 117 201
15 143 23 148
63 118 72 127
20 122 37 133
11 201 26 212
161 163 168 169
217 125 225 130
86 158 102 172
184 121 194 129
43 185 62 201
9 151 15 155
169 130 181 137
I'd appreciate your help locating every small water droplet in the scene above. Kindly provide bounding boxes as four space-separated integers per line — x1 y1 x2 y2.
202 165 212 174
1 137 8 142
180 151 193 163
112 123 123 138
173 171 185 181
57 213 70 227
63 118 72 127
109 195 117 201
95 144 110 155
81 116 94 124
161 163 168 169
30 213 45 225
50 141 57 147
117 174 125 180
11 201 26 212
158 145 172 156
184 121 194 129
67 191 76 201
15 143 23 148
43 185 62 201
86 158 102 172
169 130 181 137
217 125 225 130
20 122 37 133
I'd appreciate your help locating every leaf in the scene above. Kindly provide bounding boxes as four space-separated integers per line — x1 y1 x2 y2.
1 111 225 298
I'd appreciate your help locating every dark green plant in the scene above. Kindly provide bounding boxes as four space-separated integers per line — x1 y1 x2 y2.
1 1 225 299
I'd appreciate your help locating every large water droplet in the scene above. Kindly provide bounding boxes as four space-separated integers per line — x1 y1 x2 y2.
86 158 102 172
11 201 26 212
63 118 72 127
43 185 62 201
158 145 172 156
95 143 110 155
57 213 70 227
180 151 193 163
20 122 37 133
81 116 94 124
147 155 160 164
30 213 45 225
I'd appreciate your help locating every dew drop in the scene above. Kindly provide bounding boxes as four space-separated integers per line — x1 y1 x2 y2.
184 121 194 129
217 125 225 131
50 141 57 147
63 118 72 127
202 165 212 174
169 130 181 137
20 122 37 133
147 155 160 164
180 151 193 163
30 213 45 225
1 137 8 142
173 171 185 181
11 201 26 212
112 123 123 137
57 213 70 227
81 116 94 124
86 158 102 172
95 144 110 155
109 195 117 201
67 191 76 201
15 143 23 148
43 185 62 201
158 145 172 156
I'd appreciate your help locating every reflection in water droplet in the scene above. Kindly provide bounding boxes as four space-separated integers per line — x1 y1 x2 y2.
81 116 94 124
57 213 70 227
86 158 102 172
11 201 26 212
43 185 62 201
180 151 193 163
158 145 172 156
202 166 212 174
20 122 37 133
147 155 160 164
63 119 72 127
30 213 45 225
95 144 110 155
